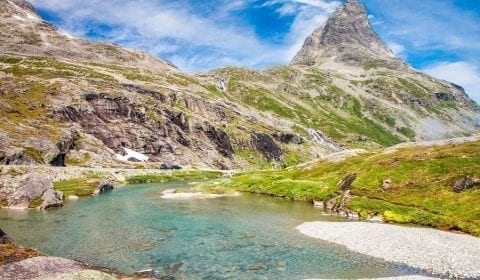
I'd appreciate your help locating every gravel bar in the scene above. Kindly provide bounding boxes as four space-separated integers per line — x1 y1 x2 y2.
297 222 480 279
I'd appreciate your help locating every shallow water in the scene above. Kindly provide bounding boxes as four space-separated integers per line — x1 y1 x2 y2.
0 181 423 279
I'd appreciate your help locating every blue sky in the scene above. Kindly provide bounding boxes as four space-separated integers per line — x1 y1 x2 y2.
29 0 480 102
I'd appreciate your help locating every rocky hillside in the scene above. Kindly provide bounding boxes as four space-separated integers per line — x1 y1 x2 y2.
0 0 479 170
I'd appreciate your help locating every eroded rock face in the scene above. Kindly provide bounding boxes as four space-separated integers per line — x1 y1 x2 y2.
199 122 234 157
53 92 236 167
251 133 282 161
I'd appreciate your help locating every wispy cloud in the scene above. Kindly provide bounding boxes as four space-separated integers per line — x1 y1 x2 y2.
422 61 480 103
30 0 338 71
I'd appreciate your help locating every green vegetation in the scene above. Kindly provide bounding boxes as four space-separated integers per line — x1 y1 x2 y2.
362 59 388 70
28 197 43 208
397 78 429 98
126 170 223 184
397 127 416 140
209 141 480 236
53 178 100 197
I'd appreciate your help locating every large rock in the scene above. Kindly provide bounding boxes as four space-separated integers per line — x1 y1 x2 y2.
0 148 37 165
452 176 480 192
0 228 14 244
0 256 117 280
93 180 115 196
273 132 304 144
39 189 64 209
0 173 63 209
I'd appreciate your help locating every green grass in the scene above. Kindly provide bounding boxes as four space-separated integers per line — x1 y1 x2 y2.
126 170 223 184
397 127 416 140
53 178 100 197
208 141 480 236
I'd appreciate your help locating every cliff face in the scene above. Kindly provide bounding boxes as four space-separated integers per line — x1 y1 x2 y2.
0 0 479 170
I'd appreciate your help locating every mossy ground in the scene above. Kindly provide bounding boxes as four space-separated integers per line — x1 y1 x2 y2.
0 243 40 266
209 141 480 236
53 178 100 197
126 170 223 184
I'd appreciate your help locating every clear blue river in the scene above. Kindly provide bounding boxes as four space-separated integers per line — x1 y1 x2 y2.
0 181 426 279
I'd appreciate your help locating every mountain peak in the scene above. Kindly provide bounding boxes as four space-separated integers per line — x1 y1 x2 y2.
292 0 401 67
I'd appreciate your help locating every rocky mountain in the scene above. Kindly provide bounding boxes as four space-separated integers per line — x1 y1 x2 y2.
0 0 479 170
292 0 402 67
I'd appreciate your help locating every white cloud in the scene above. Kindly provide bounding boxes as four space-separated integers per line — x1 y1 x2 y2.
387 42 405 56
422 61 480 103
29 0 340 71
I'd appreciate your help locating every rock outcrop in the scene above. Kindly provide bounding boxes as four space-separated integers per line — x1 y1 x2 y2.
250 133 283 161
0 173 63 209
292 0 402 67
93 180 114 196
452 176 480 192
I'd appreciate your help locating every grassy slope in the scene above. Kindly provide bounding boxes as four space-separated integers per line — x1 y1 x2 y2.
219 140 480 236
218 66 405 148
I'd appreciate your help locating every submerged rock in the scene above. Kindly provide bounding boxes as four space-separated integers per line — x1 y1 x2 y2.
164 262 183 275
248 263 265 270
134 268 156 278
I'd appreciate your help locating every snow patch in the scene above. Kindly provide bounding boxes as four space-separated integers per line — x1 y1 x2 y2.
13 15 25 21
115 148 149 162
61 31 74 39
308 129 341 151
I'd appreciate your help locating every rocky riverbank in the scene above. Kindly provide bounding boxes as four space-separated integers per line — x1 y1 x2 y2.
0 165 227 209
297 222 480 279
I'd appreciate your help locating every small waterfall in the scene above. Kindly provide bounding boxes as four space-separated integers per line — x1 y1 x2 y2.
219 80 226 92
308 129 341 151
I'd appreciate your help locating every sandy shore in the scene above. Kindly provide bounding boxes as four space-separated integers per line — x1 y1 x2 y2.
306 277 439 280
297 222 480 279
160 189 241 200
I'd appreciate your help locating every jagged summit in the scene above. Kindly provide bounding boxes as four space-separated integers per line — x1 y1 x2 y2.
292 0 402 67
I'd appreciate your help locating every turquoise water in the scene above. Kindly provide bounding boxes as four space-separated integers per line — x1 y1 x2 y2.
0 182 422 279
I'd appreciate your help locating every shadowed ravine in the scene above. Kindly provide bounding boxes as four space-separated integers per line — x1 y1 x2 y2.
0 181 431 279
